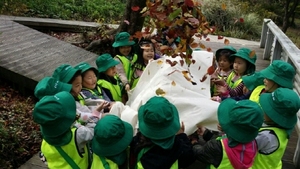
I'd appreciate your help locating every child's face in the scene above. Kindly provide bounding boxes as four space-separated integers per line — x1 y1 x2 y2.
141 44 155 64
263 78 279 92
233 57 247 75
119 46 132 56
82 70 97 90
71 75 82 97
105 66 117 77
218 55 232 71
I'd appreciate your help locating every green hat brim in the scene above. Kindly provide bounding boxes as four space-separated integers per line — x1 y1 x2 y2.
218 99 260 143
97 59 120 73
92 120 133 156
260 66 293 89
112 41 135 48
138 102 180 139
259 93 297 128
242 72 264 91
62 69 81 83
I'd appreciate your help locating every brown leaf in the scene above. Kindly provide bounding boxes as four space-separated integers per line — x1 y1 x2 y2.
224 39 230 45
190 42 198 48
221 3 226 10
207 47 212 52
171 81 176 86
200 75 207 82
156 88 166 96
249 50 256 58
207 65 215 75
199 42 206 49
180 60 184 66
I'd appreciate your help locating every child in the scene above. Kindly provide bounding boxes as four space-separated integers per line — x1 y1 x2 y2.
253 88 300 169
113 32 137 91
52 64 109 123
129 96 195 169
211 46 236 96
91 115 133 169
131 39 155 89
193 99 264 169
238 60 296 103
33 91 106 169
213 47 257 99
96 53 125 103
34 76 72 100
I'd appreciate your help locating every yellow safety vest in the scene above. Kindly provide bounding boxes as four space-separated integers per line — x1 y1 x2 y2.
77 93 85 105
97 79 122 101
249 85 265 104
252 127 288 169
131 63 146 89
115 54 138 83
226 71 242 89
91 154 119 169
136 146 178 169
41 128 89 169
82 86 103 99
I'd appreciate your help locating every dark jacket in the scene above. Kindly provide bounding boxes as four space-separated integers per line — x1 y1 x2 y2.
129 132 196 169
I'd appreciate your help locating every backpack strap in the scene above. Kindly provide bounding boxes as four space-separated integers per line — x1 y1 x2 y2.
100 156 111 169
55 146 80 169
136 146 154 169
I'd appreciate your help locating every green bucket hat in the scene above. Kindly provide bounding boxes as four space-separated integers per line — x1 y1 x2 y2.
230 47 257 74
259 88 300 129
112 32 135 48
95 53 120 73
92 115 133 156
218 98 264 143
242 72 264 91
34 77 72 100
138 96 180 148
52 64 80 83
33 91 76 138
260 60 295 89
74 62 98 75
215 46 237 61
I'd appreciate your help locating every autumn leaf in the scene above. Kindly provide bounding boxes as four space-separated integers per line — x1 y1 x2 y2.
131 6 140 11
168 8 182 21
185 0 194 7
156 88 166 96
171 81 176 86
239 18 244 23
207 47 212 52
221 3 226 10
199 42 206 49
218 35 224 39
206 38 210 41
200 75 207 82
207 65 215 75
180 60 184 66
157 60 164 65
190 42 198 48
192 59 196 64
249 50 256 58
182 71 192 81
224 39 230 45
133 31 143 41
140 7 148 13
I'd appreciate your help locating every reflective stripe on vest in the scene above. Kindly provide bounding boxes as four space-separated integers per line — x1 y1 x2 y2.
97 79 122 101
252 127 288 169
226 71 242 89
77 94 85 105
91 154 119 169
81 86 103 99
131 63 146 89
41 128 89 169
249 85 265 104
115 54 138 82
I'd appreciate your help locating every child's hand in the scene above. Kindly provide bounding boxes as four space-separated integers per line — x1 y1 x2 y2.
177 122 185 135
96 101 110 112
212 79 225 86
211 96 221 102
125 84 130 91
243 86 249 94
216 85 227 95
196 125 207 136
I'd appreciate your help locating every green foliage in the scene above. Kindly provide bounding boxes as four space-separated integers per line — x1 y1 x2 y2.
0 82 41 169
201 0 262 40
0 0 125 22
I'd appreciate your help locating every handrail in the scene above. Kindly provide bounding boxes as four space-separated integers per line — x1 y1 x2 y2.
260 18 300 168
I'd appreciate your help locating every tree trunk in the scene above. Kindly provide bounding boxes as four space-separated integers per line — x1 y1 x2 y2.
282 0 299 33
117 0 147 34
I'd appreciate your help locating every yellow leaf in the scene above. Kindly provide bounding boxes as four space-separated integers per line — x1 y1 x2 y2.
171 81 176 86
140 7 148 13
221 3 226 10
155 88 166 96
199 42 206 49
249 50 256 58
157 60 163 65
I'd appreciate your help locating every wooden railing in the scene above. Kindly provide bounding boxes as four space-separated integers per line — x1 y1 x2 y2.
260 18 300 168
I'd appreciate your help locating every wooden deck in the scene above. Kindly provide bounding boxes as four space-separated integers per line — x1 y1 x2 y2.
0 16 296 168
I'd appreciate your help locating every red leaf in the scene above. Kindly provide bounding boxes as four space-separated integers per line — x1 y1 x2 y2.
218 35 224 39
207 65 215 75
206 38 210 41
239 18 244 23
207 47 212 52
131 6 140 11
184 0 194 7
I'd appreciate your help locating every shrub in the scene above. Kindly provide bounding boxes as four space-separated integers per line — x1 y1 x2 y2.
201 0 262 40
0 81 41 169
